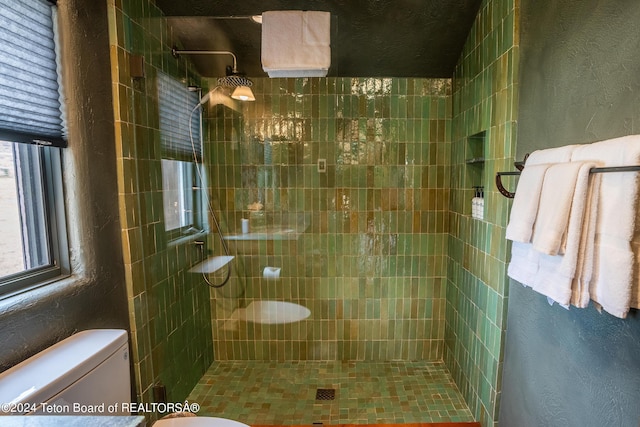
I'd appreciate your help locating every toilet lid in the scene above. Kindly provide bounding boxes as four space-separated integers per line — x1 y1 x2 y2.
154 417 251 427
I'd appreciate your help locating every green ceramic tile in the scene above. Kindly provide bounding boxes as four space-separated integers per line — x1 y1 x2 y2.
112 2 519 427
444 0 517 426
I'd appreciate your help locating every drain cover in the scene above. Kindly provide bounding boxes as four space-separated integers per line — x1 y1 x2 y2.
315 388 336 401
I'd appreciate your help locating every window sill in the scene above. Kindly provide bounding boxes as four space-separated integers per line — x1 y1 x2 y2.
0 273 85 311
167 230 208 248
0 268 70 302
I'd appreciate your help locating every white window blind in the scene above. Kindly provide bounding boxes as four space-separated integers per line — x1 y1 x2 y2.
157 71 201 161
0 0 66 147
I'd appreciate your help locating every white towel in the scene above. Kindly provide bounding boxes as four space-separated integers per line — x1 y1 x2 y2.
261 11 331 77
570 135 640 318
531 162 585 255
505 163 552 243
571 172 601 308
525 145 579 165
507 145 578 287
631 206 640 309
530 162 600 305
507 241 540 287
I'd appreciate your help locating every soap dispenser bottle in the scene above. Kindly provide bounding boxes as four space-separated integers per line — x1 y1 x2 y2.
472 187 480 219
478 186 484 220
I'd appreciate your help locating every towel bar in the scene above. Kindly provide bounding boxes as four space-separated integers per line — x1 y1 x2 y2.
495 157 640 199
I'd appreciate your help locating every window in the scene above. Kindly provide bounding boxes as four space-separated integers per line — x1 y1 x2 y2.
157 72 205 238
162 158 202 233
0 142 68 294
0 0 69 296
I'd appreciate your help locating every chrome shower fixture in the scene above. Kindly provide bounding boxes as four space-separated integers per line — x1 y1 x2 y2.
216 74 253 88
217 72 255 102
171 48 243 75
171 47 255 101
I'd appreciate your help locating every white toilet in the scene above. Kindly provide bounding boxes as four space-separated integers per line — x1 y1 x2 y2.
0 329 248 427
154 417 250 427
0 329 131 415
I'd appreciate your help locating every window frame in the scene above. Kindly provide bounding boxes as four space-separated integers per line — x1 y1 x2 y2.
162 158 206 241
0 143 69 298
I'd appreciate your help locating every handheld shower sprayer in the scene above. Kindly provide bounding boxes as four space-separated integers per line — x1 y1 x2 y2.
198 89 214 106
175 46 257 288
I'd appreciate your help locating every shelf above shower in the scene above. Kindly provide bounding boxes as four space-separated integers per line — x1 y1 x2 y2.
189 256 234 274
224 227 303 241
225 213 310 242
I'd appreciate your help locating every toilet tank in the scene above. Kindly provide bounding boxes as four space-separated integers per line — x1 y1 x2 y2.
0 329 130 416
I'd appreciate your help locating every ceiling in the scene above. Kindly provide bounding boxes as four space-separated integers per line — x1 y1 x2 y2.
155 0 483 78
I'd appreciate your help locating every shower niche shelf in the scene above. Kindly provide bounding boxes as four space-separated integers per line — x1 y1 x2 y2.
189 256 234 274
465 157 485 164
465 131 486 167
465 131 486 219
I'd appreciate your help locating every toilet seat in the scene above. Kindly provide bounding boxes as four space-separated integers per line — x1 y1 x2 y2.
154 416 251 427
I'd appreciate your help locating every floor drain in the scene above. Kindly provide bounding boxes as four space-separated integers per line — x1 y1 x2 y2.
315 388 336 401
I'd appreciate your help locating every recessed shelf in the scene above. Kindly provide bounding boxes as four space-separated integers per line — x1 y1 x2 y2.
224 224 307 241
466 131 486 220
465 157 485 164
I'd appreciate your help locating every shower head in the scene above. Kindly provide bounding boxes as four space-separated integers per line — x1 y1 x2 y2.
217 74 253 88
198 77 255 105
218 66 255 101
172 47 255 102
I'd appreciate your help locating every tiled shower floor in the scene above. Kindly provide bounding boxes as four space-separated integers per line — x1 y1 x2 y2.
186 361 474 425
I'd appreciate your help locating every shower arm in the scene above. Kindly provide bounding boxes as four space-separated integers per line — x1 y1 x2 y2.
171 48 239 73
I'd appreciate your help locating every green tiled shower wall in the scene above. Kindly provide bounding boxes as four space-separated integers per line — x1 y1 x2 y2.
445 0 518 426
103 0 519 423
205 78 452 361
107 0 214 413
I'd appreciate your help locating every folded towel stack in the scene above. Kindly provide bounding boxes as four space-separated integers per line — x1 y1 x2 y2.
507 145 579 296
506 135 640 318
261 11 331 77
505 163 552 243
530 161 600 306
570 135 640 317
531 161 586 256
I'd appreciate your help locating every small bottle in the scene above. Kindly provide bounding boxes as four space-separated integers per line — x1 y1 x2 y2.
472 187 480 219
478 187 484 220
